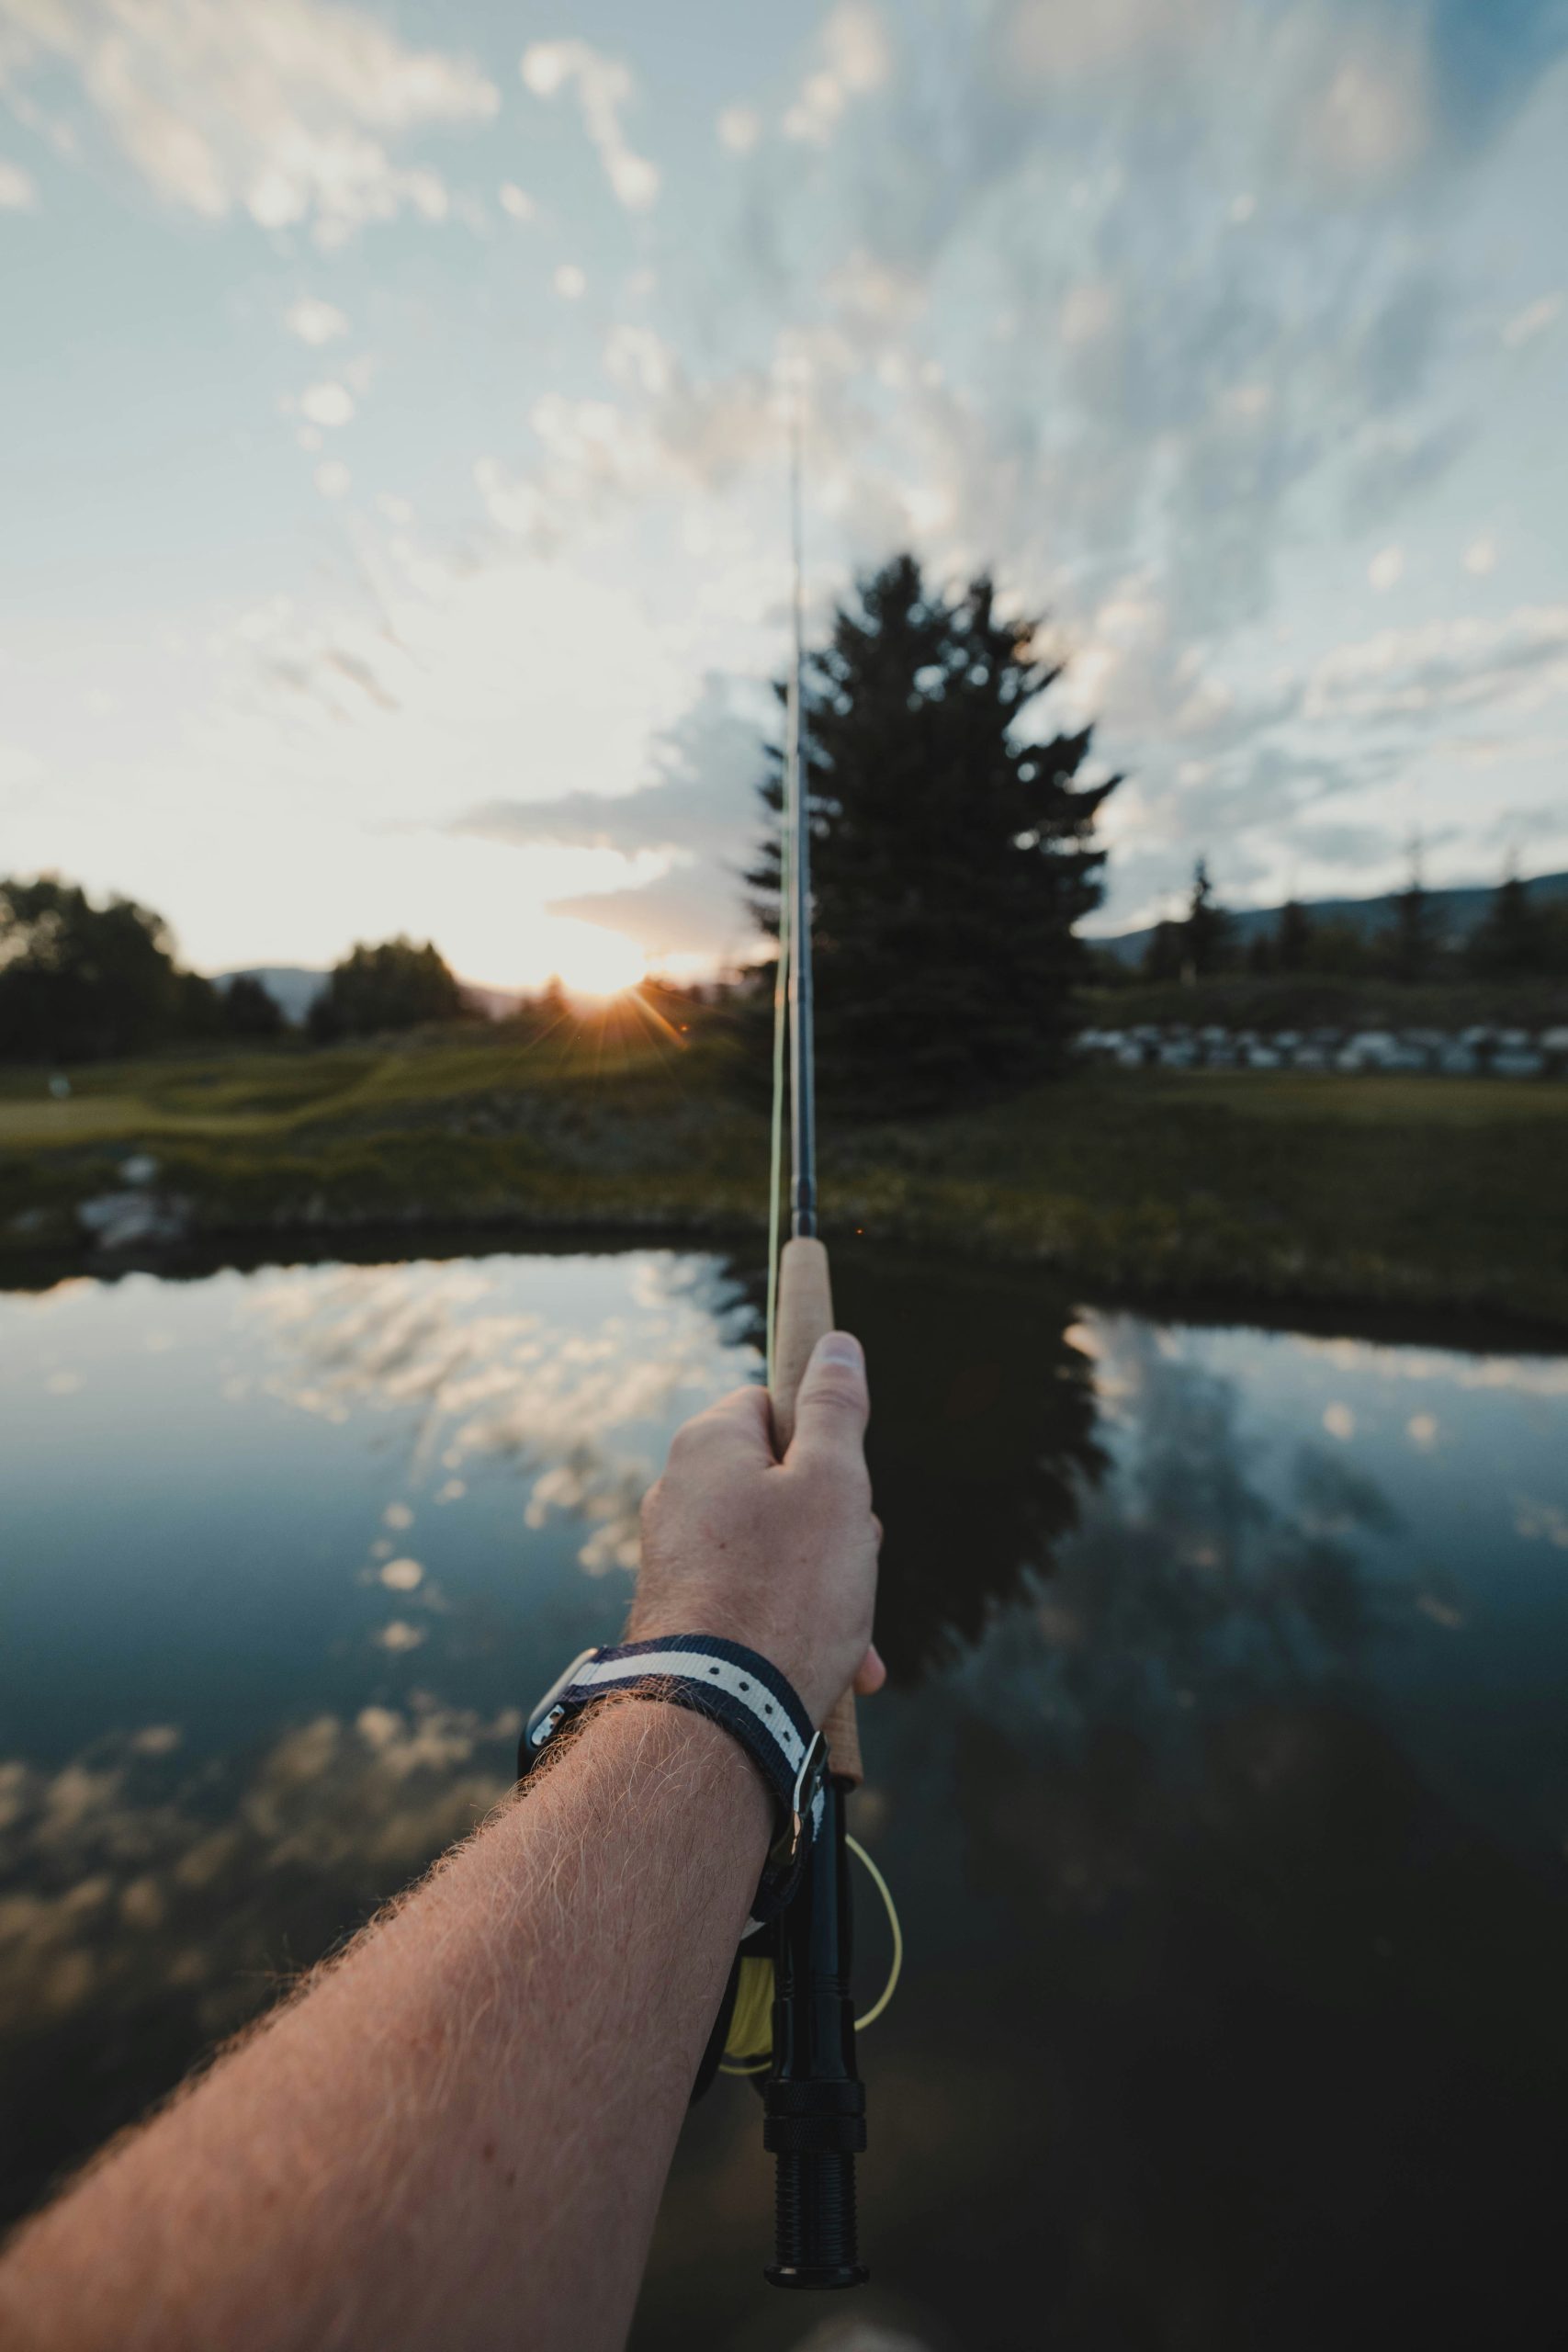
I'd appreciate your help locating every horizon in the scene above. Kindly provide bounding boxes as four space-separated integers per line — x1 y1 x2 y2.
4 0 1566 993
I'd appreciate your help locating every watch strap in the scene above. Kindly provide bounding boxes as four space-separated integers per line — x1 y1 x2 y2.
518 1634 827 1925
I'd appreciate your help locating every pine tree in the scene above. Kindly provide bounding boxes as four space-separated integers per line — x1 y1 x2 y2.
748 554 1119 1110
1384 868 1441 981
1183 857 1232 978
1276 897 1314 972
1467 872 1544 978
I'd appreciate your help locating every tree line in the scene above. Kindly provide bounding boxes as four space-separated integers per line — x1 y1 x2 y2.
1125 858 1568 986
0 877 471 1063
14 548 1553 1094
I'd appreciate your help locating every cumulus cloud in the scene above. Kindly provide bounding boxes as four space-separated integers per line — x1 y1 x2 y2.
520 40 660 211
300 379 355 426
287 296 348 345
0 0 498 242
783 2 892 142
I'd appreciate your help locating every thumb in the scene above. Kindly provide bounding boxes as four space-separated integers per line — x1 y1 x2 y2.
786 1329 869 1465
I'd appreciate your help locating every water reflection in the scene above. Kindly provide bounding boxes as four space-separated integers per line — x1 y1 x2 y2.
0 1702 519 2218
4 1249 1568 2351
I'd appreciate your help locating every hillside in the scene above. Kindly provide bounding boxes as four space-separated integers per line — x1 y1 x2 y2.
1092 870 1568 967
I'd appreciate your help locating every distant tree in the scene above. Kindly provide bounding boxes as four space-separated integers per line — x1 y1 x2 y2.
1183 857 1233 979
177 969 225 1039
223 973 286 1038
309 936 464 1042
1382 866 1443 981
1276 897 1314 973
1303 914 1372 976
1466 872 1546 978
1082 942 1134 989
1140 919 1187 984
0 876 192 1061
748 553 1120 1109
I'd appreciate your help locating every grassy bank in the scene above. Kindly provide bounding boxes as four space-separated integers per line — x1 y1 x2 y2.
1081 970 1568 1033
3 1018 1566 1329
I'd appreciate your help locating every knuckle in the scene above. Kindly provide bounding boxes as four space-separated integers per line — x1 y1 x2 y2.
806 1366 865 1413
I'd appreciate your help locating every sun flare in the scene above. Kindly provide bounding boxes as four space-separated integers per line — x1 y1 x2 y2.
546 922 647 1000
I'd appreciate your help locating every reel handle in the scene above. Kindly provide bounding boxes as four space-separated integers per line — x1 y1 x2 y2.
769 1237 863 1785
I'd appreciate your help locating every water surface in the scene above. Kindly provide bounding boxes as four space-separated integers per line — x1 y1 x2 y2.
3 1246 1567 2349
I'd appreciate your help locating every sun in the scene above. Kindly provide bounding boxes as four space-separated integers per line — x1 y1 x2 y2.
546 922 647 1000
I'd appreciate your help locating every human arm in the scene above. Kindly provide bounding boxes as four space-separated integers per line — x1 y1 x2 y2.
0 1333 882 2352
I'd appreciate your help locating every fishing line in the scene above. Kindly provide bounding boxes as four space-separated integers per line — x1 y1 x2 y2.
764 721 793 1388
764 401 806 1388
718 1835 903 2074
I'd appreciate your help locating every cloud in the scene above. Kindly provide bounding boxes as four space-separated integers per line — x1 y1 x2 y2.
0 155 37 208
299 379 354 426
243 1253 753 1573
452 673 767 963
717 104 761 155
783 3 892 142
1502 292 1562 348
1302 606 1568 728
552 261 585 300
286 296 348 345
520 40 660 211
313 458 351 499
1368 544 1404 591
498 180 534 220
0 0 498 242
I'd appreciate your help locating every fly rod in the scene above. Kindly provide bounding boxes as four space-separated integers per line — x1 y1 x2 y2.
762 409 868 2290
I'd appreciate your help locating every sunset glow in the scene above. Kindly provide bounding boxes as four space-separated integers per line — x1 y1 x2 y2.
547 923 647 1001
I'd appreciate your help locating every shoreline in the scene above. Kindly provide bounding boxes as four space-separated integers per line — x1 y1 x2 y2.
5 1042 1565 1334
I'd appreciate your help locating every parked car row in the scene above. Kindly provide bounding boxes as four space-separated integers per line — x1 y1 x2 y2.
1075 1023 1568 1077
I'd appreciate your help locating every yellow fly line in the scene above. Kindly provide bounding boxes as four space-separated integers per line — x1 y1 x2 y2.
718 1835 904 2075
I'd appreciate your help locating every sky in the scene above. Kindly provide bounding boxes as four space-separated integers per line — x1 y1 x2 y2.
2 0 1565 994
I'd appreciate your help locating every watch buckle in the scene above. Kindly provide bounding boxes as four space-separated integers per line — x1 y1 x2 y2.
769 1729 828 1874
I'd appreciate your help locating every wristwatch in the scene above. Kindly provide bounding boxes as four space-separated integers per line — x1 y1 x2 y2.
517 1634 829 1925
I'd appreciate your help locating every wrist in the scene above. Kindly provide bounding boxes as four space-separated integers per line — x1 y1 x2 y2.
518 1634 829 1924
573 1691 773 1849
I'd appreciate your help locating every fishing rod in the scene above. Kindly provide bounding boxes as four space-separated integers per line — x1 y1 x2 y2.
759 409 868 2291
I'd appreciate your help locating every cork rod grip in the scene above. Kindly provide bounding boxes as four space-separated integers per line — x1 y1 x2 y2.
770 1237 863 1786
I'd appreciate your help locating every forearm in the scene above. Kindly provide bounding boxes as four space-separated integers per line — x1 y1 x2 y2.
0 1700 771 2352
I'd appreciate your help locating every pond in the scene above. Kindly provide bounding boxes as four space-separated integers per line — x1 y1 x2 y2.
3 1243 1568 2350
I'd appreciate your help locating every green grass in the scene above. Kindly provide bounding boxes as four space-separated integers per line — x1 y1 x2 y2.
1082 970 1568 1032
3 1022 1565 1330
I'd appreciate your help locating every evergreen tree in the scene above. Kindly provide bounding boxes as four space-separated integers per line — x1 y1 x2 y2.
1383 867 1441 981
748 554 1119 1109
1276 897 1314 972
1183 857 1232 978
1140 919 1186 983
1467 872 1545 978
